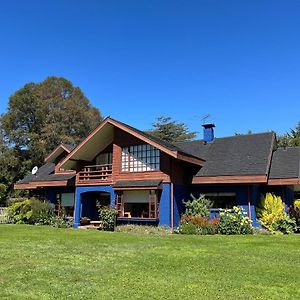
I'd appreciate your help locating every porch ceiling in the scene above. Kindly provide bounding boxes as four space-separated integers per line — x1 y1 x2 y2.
60 123 114 170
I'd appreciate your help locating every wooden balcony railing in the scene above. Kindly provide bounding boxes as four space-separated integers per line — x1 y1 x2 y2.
76 164 112 185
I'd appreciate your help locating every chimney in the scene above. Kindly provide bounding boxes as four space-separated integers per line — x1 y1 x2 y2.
202 123 215 143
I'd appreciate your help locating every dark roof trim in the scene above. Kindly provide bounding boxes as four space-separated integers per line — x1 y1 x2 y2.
113 180 162 190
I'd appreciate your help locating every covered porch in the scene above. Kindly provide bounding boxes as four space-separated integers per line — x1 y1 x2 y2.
114 180 162 225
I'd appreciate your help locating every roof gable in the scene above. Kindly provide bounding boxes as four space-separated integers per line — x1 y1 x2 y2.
44 144 74 163
58 117 204 170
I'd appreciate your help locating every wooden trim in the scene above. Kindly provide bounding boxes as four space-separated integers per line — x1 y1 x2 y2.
113 185 162 191
192 175 267 184
44 144 71 163
55 170 76 175
14 180 69 190
76 180 114 187
14 183 38 190
268 178 300 185
176 152 205 166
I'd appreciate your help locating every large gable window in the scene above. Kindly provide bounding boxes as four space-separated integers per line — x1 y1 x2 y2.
121 144 160 172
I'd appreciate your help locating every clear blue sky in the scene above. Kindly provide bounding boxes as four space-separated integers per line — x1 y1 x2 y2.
0 0 300 139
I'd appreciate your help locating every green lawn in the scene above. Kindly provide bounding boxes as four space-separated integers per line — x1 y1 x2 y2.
0 225 299 300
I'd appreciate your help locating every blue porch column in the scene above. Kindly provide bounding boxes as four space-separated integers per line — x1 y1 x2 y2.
159 183 171 227
74 188 82 228
173 184 190 227
73 185 115 228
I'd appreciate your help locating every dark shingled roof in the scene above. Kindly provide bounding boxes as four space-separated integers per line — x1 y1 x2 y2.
269 147 300 179
175 132 275 177
17 163 75 184
113 180 162 188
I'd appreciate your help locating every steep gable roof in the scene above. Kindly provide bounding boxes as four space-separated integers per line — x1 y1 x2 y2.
176 132 275 177
269 147 300 179
44 143 75 163
59 117 204 170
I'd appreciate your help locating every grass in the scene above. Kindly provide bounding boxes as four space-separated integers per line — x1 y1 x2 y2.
0 225 299 300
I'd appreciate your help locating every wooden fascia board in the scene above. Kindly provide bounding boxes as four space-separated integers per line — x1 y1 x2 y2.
14 180 69 190
44 144 71 163
267 178 300 185
192 175 268 184
176 152 205 166
14 183 38 190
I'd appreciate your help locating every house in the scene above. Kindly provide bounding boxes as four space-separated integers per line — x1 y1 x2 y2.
14 117 300 228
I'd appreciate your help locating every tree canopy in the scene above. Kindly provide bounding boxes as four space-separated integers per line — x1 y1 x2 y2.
277 122 300 147
146 116 196 143
1 77 102 166
0 77 102 204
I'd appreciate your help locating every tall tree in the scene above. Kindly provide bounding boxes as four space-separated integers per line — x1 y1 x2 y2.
277 122 300 147
146 116 196 143
0 77 102 203
1 77 102 167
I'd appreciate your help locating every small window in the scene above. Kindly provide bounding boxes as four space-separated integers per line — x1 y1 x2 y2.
205 193 237 209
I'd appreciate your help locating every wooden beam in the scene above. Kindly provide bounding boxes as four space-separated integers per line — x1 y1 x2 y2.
268 178 299 185
14 180 69 190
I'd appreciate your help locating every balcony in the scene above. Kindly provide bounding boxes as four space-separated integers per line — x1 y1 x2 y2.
76 164 112 185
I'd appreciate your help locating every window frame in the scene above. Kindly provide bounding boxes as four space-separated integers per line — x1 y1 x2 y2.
121 144 160 173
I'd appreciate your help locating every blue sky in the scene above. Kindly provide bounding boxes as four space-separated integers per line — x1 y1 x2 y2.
0 0 300 139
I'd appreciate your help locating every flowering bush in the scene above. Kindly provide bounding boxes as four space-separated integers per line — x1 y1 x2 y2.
219 206 253 235
179 214 219 235
256 193 295 234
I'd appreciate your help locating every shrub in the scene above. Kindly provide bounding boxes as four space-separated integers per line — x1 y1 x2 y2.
179 223 198 235
0 207 8 224
116 225 171 235
97 203 117 231
272 214 296 234
256 193 285 232
179 214 219 235
51 216 74 228
289 204 300 232
7 198 54 225
183 194 213 218
0 183 7 206
256 193 295 234
219 206 253 235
